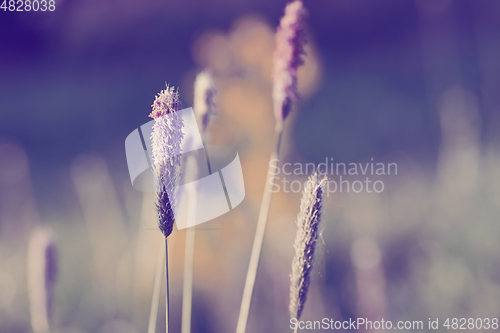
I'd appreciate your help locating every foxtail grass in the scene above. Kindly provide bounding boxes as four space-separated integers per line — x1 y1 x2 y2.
289 173 326 333
27 227 58 333
149 84 184 333
236 1 307 332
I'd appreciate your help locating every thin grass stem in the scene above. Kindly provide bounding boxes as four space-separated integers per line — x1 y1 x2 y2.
148 241 165 333
165 238 170 333
181 226 196 333
181 139 209 333
236 122 284 333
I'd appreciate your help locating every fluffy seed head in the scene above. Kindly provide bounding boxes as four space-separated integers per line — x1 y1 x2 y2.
149 85 184 238
27 227 58 333
273 0 307 124
193 70 217 135
150 85 183 119
289 172 326 320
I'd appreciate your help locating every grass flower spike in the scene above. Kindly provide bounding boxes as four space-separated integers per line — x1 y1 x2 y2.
237 2 308 332
193 70 217 136
290 173 326 324
27 227 58 333
273 0 307 124
149 84 184 333
149 84 184 238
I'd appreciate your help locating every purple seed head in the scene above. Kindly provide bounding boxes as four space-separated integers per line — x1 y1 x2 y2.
289 172 326 320
149 85 184 238
149 85 183 119
273 0 307 124
193 70 217 136
27 227 58 333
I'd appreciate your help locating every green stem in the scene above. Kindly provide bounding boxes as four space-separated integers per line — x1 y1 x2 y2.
236 122 284 333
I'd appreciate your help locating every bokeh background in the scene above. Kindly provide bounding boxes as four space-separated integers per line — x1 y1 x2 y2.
1 0 500 332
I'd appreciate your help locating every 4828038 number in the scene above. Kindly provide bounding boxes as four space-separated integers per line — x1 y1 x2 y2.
1 0 55 11
443 318 499 330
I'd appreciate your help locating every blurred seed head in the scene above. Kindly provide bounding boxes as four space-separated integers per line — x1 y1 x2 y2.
273 0 307 124
193 70 218 136
289 172 326 320
27 227 58 333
